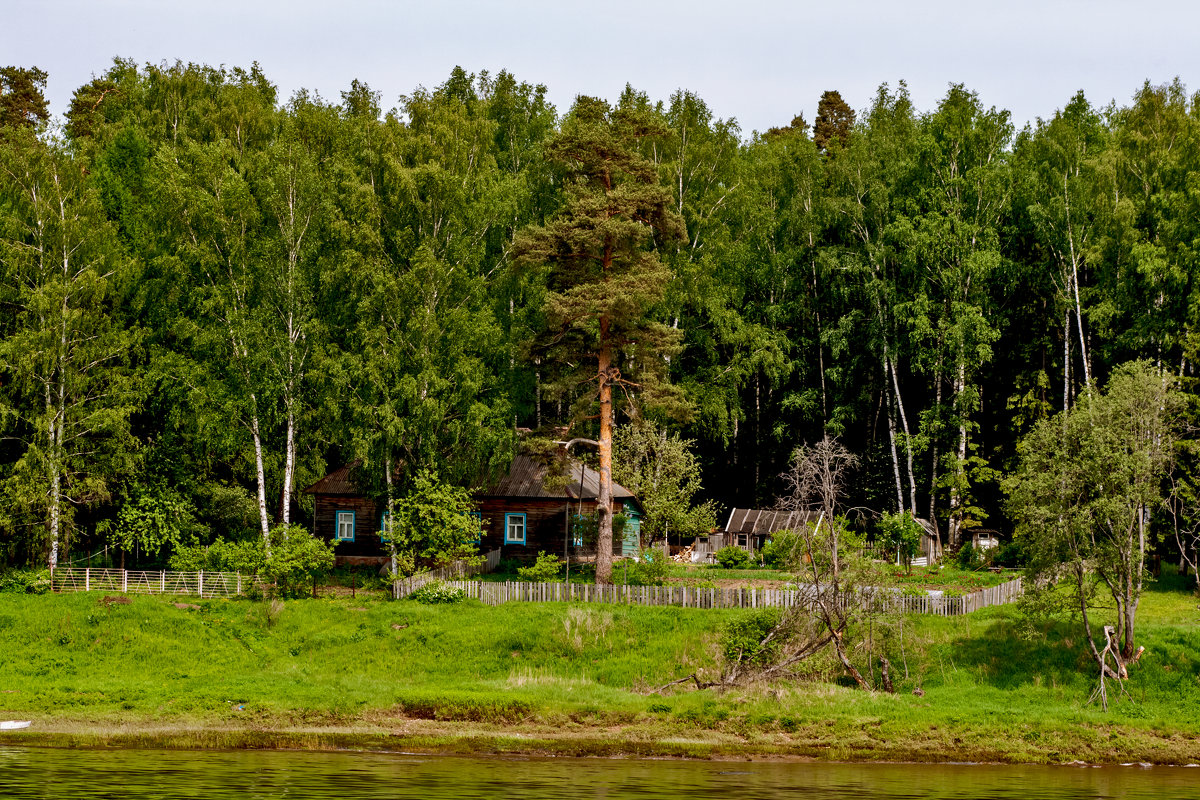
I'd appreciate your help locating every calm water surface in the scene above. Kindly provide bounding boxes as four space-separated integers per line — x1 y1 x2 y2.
0 747 1196 799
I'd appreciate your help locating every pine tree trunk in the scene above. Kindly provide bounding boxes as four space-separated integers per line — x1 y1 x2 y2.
595 323 614 586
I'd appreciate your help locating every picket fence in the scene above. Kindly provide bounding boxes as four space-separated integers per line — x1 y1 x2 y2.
392 549 503 599
435 575 1025 616
50 568 253 598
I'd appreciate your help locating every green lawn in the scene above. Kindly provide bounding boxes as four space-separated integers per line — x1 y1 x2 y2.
0 569 1197 763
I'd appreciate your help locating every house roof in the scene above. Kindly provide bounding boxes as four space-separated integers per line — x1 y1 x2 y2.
302 460 364 496
480 453 636 501
303 453 637 502
724 508 819 535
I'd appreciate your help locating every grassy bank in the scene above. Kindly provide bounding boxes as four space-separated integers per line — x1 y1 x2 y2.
1 576 1197 764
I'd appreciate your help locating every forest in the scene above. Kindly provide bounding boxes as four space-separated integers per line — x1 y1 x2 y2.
2 59 1200 573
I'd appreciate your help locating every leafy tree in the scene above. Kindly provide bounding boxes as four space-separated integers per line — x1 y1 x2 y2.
513 92 686 584
262 524 337 597
106 486 200 566
613 419 717 542
385 470 481 577
0 129 137 568
878 509 922 572
1007 361 1181 665
0 66 50 129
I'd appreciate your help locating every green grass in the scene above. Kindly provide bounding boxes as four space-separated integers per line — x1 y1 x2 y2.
1 573 1198 763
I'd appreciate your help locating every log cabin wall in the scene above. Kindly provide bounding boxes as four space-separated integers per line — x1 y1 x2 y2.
313 493 387 563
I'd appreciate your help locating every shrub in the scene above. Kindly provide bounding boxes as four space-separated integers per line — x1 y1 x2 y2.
262 524 338 598
410 581 466 604
628 548 670 586
759 530 803 569
720 608 783 668
0 569 51 595
714 545 751 569
956 542 981 570
517 551 563 582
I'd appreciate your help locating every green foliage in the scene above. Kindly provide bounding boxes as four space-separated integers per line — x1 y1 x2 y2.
956 542 982 570
878 510 923 571
612 420 717 542
720 608 784 668
0 569 51 594
386 470 481 576
107 486 200 560
758 531 804 569
713 545 752 570
262 525 337 598
627 548 671 586
409 581 467 604
169 539 265 574
517 551 563 582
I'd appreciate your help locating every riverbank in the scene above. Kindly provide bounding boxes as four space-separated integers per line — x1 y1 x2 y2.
1 583 1197 765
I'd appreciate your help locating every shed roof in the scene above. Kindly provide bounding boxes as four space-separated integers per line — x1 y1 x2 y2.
724 508 819 535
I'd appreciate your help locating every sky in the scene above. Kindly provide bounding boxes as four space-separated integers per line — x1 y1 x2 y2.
6 0 1200 137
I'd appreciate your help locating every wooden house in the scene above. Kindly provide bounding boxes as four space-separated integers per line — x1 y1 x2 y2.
303 453 643 567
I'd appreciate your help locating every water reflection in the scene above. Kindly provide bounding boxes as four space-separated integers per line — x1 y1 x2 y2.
0 747 1195 799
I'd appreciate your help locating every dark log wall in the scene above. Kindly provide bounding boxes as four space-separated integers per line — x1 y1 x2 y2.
314 494 385 559
314 493 637 563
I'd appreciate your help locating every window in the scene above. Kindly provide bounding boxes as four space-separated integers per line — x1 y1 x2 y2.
336 510 355 541
505 512 526 544
469 512 483 542
379 511 392 543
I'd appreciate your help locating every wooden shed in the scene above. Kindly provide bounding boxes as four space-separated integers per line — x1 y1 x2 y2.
302 453 643 566
691 508 819 562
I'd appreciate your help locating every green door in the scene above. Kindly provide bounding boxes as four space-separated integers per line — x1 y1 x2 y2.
622 509 641 557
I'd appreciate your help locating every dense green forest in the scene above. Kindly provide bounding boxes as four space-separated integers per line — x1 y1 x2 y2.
3 59 1200 570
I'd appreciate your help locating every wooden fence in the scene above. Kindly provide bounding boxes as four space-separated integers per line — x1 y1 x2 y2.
393 549 502 599
435 575 1025 616
50 568 252 598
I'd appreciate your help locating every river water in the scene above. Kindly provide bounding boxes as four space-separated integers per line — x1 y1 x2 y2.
0 747 1196 799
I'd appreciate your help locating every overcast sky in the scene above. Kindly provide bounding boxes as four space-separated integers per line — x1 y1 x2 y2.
6 0 1200 137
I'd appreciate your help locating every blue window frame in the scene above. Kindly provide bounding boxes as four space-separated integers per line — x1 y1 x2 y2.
335 510 356 541
469 512 483 543
505 512 526 545
379 511 392 543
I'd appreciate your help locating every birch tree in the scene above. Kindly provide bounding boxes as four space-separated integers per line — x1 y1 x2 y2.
0 129 135 567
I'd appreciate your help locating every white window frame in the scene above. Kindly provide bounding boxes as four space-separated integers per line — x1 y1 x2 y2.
505 512 526 545
336 510 356 541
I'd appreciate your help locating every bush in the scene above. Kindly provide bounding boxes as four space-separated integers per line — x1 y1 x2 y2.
0 569 51 595
517 551 563 582
714 545 751 569
628 548 670 586
956 542 981 570
720 608 783 668
262 525 338 598
410 581 466 604
759 531 803 569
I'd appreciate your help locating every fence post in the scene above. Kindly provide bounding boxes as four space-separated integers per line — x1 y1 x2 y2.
85 567 90 592
122 570 128 593
199 570 204 598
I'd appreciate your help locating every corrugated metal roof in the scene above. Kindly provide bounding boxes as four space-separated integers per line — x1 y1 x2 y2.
304 453 636 502
482 453 636 500
302 460 364 495
724 508 819 534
